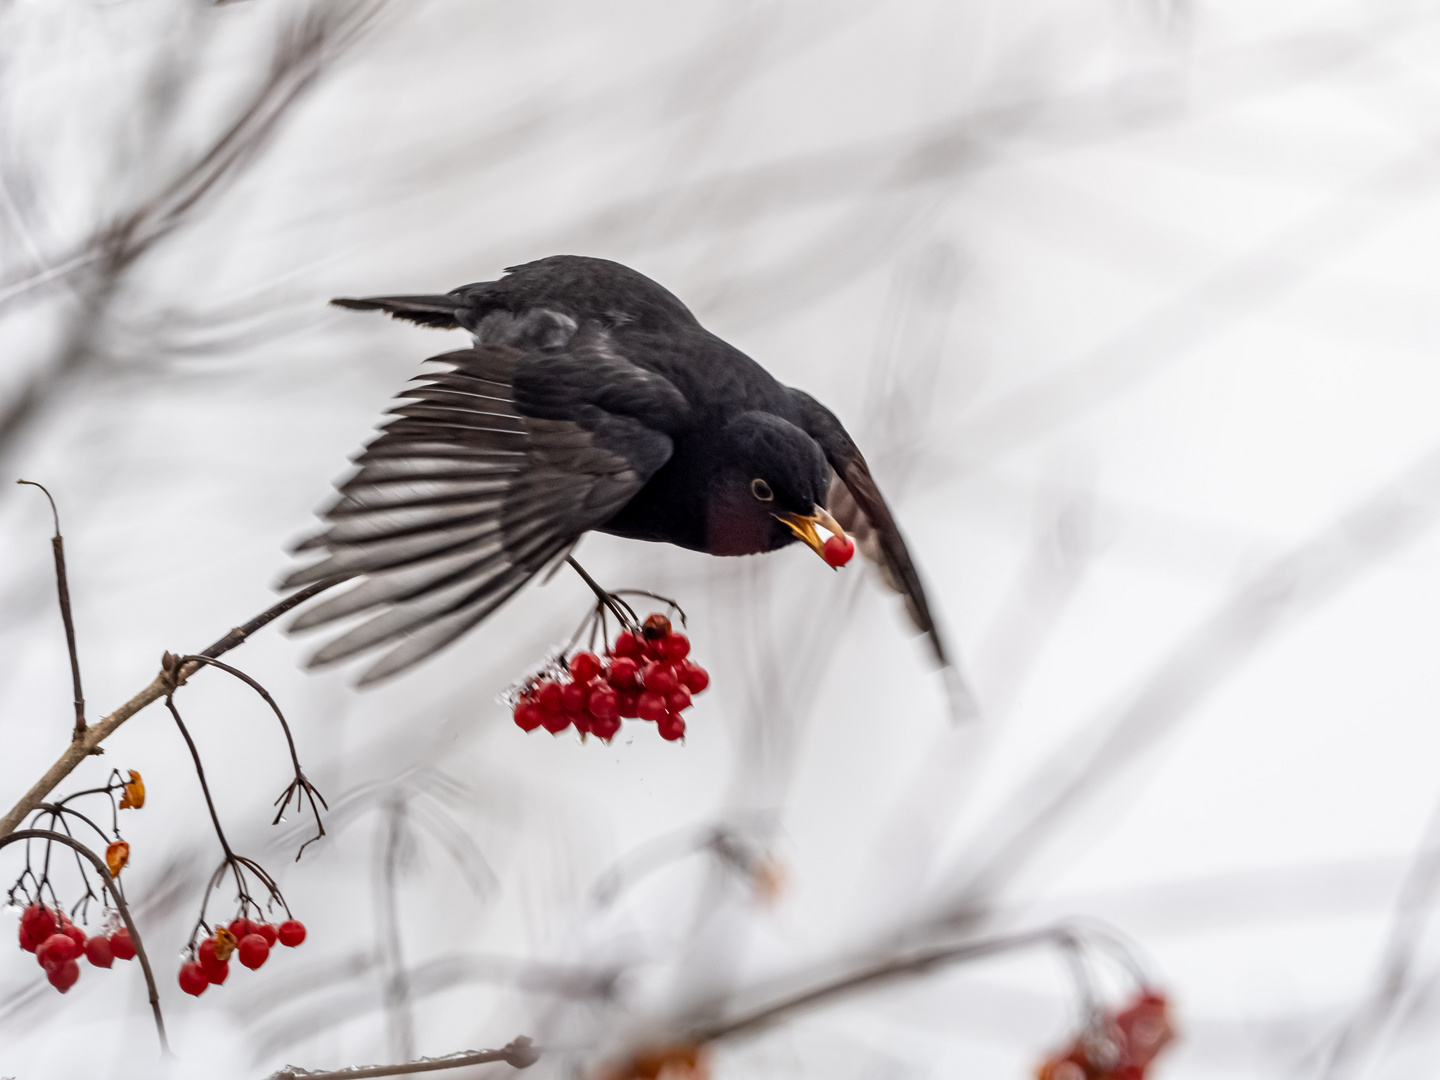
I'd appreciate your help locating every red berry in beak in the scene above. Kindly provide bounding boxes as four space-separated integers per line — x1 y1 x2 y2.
822 534 855 567
47 958 80 993
108 928 136 960
178 961 209 997
84 935 114 968
569 651 602 683
277 920 306 947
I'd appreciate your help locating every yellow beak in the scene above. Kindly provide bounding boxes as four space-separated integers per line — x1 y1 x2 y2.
777 505 847 560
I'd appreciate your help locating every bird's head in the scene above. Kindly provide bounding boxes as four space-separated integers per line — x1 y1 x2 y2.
706 412 847 559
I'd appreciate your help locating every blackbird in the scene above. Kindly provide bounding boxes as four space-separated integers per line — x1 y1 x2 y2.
285 255 960 695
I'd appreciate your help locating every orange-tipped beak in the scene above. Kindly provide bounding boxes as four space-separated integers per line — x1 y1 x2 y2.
777 505 847 560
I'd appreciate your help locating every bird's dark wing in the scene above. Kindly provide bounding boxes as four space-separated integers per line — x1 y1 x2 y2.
283 342 682 684
789 391 950 668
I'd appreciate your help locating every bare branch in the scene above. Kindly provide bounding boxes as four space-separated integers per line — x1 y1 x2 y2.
17 480 86 737
267 1036 539 1080
0 580 337 840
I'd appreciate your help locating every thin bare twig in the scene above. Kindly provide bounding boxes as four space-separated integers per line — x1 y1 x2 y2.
174 654 328 859
689 924 1113 1044
267 1036 539 1080
0 829 168 1054
1317 780 1440 1080
18 480 85 737
0 579 338 840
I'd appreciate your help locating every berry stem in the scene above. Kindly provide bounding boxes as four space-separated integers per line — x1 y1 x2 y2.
565 556 636 629
173 654 328 860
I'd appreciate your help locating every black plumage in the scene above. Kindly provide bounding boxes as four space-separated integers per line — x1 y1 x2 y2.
287 256 956 689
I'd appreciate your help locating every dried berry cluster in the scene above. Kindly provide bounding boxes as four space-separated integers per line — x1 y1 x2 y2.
17 904 136 994
1036 992 1174 1080
178 916 306 997
513 613 710 742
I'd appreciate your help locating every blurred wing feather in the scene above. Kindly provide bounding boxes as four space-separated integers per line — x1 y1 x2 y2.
285 342 675 684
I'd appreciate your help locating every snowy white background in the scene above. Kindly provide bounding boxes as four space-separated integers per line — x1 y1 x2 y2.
2 1 1440 1078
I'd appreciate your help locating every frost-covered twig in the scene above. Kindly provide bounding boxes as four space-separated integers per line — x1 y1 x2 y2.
267 1036 539 1080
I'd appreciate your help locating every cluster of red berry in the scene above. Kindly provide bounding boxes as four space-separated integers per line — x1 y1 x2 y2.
178 916 306 997
17 904 137 994
1036 992 1174 1080
513 614 709 742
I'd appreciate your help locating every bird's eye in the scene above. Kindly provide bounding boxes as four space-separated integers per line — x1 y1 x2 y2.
751 479 774 502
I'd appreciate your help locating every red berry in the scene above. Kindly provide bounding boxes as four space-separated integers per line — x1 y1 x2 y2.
661 633 691 661
258 922 278 947
617 691 640 718
534 680 563 713
228 918 256 941
588 684 620 720
612 631 642 659
198 937 230 984
513 700 544 731
657 713 686 741
277 920 306 948
36 932 78 969
680 662 710 694
237 933 270 970
569 651 602 683
61 921 86 950
606 656 640 690
108 928 136 961
590 714 621 740
559 680 587 713
84 935 114 968
637 691 668 722
643 662 680 695
570 711 593 735
823 534 855 567
540 709 571 734
20 905 57 953
178 961 208 997
668 687 692 712
47 958 80 993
